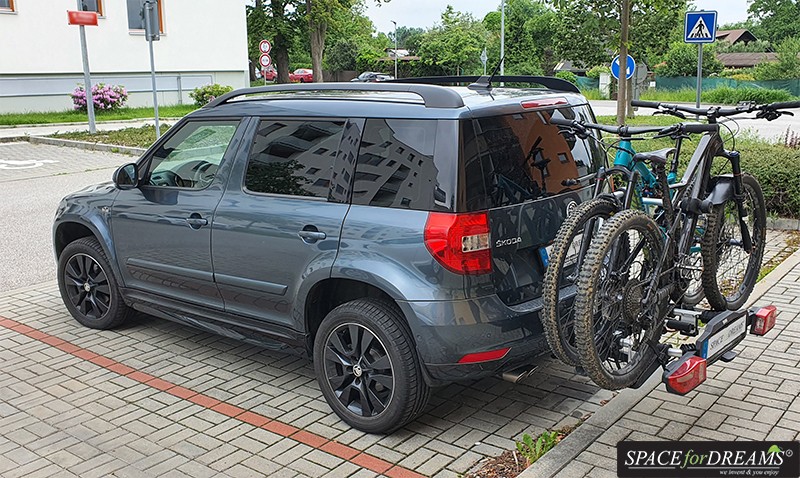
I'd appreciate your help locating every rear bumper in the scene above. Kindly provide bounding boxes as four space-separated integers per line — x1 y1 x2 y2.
398 295 550 385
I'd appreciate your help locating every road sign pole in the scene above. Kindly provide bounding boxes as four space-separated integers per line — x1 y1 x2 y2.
76 1 96 134
144 1 160 139
696 43 703 115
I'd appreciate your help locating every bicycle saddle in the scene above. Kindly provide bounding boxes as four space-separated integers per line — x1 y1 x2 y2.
633 148 676 166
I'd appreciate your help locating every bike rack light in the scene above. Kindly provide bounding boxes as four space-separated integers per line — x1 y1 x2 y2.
750 305 777 336
663 354 707 395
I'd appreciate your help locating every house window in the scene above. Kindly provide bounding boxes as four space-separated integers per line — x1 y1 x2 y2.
126 0 163 32
80 0 103 16
0 0 15 12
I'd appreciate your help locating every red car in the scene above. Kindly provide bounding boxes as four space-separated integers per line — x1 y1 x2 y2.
289 68 314 83
262 65 277 81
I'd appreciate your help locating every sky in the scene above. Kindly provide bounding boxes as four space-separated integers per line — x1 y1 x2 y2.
363 1 751 34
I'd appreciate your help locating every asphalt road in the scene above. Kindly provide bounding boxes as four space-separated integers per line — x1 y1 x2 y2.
0 142 128 293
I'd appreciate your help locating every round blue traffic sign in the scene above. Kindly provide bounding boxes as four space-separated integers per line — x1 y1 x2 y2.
611 54 636 80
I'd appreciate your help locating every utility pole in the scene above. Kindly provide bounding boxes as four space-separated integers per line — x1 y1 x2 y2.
617 0 630 126
500 0 505 76
391 20 398 79
76 0 96 134
143 0 161 139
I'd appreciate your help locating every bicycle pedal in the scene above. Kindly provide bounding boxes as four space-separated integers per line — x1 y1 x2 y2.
574 366 587 376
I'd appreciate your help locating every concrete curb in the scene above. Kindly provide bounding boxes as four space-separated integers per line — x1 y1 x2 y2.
766 217 800 231
0 117 183 130
0 136 27 143
518 372 662 478
518 247 800 478
27 136 146 156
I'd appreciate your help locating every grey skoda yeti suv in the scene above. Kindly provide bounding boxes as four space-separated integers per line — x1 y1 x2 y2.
54 77 605 433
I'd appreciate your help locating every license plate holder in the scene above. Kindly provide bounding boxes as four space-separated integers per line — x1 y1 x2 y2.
695 309 748 364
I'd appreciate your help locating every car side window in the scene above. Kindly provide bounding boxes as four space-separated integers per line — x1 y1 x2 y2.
244 119 345 198
146 120 239 189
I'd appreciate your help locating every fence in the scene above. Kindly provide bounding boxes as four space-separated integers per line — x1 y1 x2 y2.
654 77 800 96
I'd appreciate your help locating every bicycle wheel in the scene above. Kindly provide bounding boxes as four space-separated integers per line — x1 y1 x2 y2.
573 209 665 390
701 174 766 311
542 197 618 366
681 214 708 307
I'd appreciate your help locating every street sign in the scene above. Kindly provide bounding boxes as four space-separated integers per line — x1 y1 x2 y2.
67 10 98 26
685 11 717 43
611 54 635 81
480 47 488 75
259 54 272 69
259 40 272 55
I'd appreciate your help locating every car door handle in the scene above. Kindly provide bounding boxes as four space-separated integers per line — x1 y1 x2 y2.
298 230 326 241
185 215 208 229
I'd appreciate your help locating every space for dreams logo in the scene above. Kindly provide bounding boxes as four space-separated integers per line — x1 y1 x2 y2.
618 441 799 477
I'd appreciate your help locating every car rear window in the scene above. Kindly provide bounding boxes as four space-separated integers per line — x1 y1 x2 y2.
459 105 605 212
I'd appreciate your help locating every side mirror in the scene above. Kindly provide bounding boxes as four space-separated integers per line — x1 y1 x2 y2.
113 163 139 190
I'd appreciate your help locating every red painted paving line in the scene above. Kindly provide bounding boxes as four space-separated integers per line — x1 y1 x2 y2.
0 315 427 478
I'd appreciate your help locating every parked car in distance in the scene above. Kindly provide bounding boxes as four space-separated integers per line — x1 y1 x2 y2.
289 68 313 82
53 76 597 434
262 65 277 81
351 72 395 82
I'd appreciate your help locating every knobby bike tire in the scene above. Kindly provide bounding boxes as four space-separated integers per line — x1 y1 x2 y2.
701 174 767 311
541 197 618 366
573 209 665 390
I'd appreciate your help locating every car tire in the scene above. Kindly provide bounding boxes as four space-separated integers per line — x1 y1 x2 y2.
313 298 430 434
57 237 133 330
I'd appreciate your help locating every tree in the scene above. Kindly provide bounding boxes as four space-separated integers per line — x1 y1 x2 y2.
652 41 724 77
305 0 388 82
753 36 800 79
547 0 687 67
247 0 305 83
391 26 425 54
416 6 487 76
483 0 559 75
749 0 800 44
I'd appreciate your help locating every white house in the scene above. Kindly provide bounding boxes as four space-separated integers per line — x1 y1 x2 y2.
0 0 249 113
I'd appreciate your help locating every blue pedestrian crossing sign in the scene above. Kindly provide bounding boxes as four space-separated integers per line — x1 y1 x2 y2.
685 11 717 43
611 54 635 81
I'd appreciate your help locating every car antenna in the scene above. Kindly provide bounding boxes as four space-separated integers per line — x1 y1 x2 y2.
468 53 505 91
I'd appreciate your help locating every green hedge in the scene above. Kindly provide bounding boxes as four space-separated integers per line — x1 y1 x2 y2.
701 86 795 105
734 143 800 219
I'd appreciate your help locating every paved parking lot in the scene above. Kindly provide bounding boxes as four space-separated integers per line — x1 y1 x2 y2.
0 281 616 478
1 142 798 477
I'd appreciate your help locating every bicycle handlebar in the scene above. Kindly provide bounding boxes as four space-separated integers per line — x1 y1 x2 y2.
549 117 718 137
632 99 800 120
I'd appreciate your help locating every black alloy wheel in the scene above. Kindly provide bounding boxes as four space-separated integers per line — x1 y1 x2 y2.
63 253 111 320
313 298 430 434
323 323 394 418
57 237 133 329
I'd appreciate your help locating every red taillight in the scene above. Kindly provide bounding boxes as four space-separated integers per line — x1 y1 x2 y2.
665 356 707 395
751 305 777 335
424 212 491 275
521 97 568 109
458 347 510 364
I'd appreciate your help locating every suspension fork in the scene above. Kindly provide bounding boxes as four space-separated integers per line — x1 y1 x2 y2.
720 149 753 253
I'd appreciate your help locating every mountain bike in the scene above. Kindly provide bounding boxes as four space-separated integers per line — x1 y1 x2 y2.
541 119 706 367
568 99 798 390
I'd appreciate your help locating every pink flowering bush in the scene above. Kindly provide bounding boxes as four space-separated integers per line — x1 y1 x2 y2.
71 83 128 112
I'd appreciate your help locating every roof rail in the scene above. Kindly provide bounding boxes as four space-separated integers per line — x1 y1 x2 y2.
388 75 581 94
203 82 465 109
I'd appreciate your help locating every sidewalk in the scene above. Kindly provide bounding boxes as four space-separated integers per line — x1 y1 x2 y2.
521 247 800 478
0 119 166 141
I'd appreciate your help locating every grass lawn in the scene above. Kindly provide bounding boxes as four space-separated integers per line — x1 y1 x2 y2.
0 105 197 127
50 125 170 148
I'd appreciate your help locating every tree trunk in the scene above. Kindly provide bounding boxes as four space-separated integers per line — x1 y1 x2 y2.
310 22 326 82
271 0 291 84
616 0 630 126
